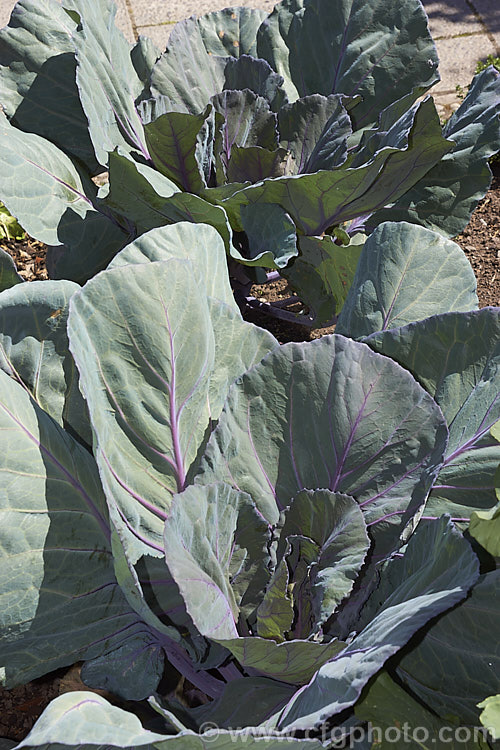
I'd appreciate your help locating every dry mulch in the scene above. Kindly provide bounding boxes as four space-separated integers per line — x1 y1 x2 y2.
1 237 48 282
0 166 499 743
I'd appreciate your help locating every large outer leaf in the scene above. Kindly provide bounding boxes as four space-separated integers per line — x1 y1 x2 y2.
212 99 453 235
207 298 278 420
0 280 90 443
196 7 268 58
0 110 130 284
68 260 215 561
277 517 479 730
397 569 500 725
44 209 130 285
131 35 161 91
188 676 296 730
355 671 486 749
369 67 500 237
0 370 153 687
65 0 149 166
151 18 227 115
336 222 478 338
16 692 170 749
278 94 351 175
0 112 97 246
284 233 365 325
104 151 234 252
256 0 439 127
15 692 325 750
108 222 235 309
366 309 500 518
163 483 271 640
0 0 99 173
197 334 448 556
69 260 276 562
108 223 277 419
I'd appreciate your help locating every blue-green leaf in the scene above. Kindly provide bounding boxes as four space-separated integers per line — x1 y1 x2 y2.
369 67 500 236
0 280 90 443
336 222 478 338
0 0 100 172
366 309 500 519
256 0 439 128
67 0 148 165
198 335 447 561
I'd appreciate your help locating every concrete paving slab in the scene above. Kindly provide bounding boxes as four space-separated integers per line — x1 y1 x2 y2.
131 0 271 28
433 32 496 92
136 22 174 50
470 0 500 52
425 0 482 39
115 0 135 42
0 1 13 28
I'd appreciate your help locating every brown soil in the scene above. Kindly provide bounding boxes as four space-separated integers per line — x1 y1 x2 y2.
0 166 499 743
1 237 48 282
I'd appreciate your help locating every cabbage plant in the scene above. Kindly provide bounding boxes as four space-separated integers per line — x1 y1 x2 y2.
0 0 499 324
0 221 498 748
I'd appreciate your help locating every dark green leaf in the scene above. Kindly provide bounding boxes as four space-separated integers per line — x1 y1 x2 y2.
278 94 351 174
0 0 100 172
0 248 23 291
398 569 500 725
284 233 365 325
145 107 212 192
369 67 500 236
224 55 286 110
356 671 486 749
278 518 479 730
240 202 298 269
256 0 439 128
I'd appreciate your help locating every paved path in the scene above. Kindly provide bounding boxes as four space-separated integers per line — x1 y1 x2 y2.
1 0 499 116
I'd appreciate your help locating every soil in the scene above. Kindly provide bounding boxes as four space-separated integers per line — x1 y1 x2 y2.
0 165 498 743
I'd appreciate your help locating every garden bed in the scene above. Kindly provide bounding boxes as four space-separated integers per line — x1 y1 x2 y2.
0 167 499 746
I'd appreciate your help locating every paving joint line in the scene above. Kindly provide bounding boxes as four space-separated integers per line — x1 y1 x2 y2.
465 0 500 54
434 29 486 40
137 21 176 29
124 0 139 41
